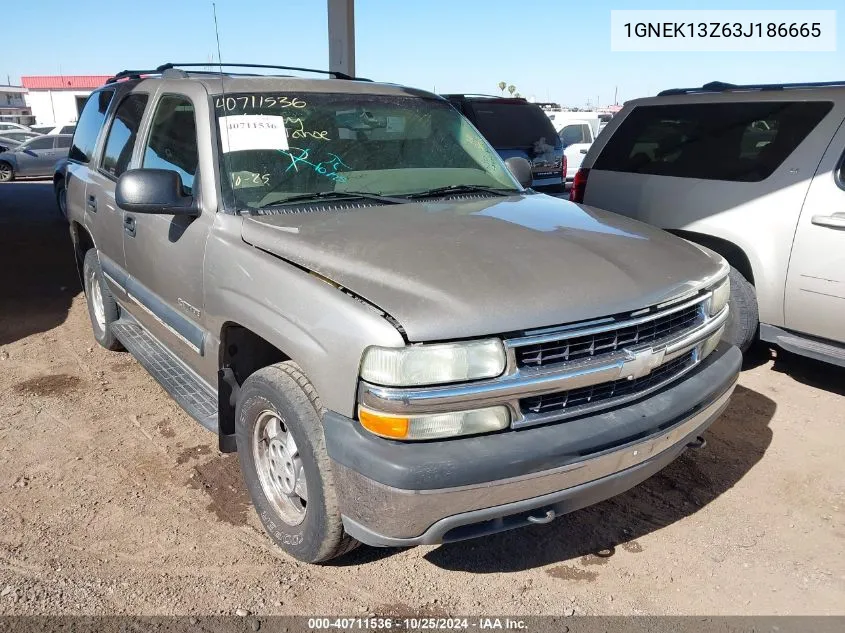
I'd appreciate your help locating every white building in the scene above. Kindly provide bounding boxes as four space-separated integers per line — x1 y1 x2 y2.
21 75 110 126
0 85 34 125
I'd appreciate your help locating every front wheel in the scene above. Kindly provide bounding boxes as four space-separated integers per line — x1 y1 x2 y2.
0 161 14 182
236 362 359 563
723 266 759 353
55 178 67 218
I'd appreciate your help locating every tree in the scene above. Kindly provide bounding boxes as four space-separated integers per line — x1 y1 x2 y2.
497 81 506 94
507 84 516 96
514 92 521 98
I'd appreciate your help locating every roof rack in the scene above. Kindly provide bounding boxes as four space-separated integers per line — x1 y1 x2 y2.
658 79 845 96
106 62 370 84
443 93 524 100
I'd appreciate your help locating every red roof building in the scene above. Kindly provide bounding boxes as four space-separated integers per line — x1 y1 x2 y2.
21 75 110 90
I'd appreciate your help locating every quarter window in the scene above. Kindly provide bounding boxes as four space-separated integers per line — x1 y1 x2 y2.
142 95 199 194
594 101 833 182
69 89 114 163
55 136 72 149
100 93 149 178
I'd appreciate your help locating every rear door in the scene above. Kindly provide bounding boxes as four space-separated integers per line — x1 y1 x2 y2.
15 136 54 175
784 117 845 343
85 90 152 290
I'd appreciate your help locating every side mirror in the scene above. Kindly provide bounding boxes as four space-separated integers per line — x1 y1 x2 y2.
116 169 198 215
504 156 533 188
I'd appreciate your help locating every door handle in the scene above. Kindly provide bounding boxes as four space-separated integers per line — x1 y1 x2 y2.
580 148 588 154
86 194 97 213
124 215 136 238
811 214 845 229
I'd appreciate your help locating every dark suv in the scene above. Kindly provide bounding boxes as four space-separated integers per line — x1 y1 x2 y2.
443 95 565 192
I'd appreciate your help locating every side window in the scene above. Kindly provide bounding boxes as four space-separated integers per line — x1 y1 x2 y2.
100 93 149 179
142 95 198 194
60 125 76 135
69 89 114 163
560 124 585 146
55 136 72 149
26 137 54 150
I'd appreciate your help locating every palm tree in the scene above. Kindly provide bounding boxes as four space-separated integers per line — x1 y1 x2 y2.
507 84 516 96
497 81 506 94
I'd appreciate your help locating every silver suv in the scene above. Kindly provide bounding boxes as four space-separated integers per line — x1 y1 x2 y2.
575 80 845 366
56 63 740 563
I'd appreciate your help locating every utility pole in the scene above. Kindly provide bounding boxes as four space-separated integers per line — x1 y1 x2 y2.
614 85 618 105
327 0 356 77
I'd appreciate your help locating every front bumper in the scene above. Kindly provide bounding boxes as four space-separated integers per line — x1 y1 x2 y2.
324 342 741 547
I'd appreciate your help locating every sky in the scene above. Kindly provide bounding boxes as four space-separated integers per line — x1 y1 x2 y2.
5 0 844 106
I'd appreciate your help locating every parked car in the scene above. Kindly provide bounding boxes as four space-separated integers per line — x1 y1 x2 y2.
558 119 595 185
0 134 71 181
0 129 42 144
0 121 32 133
58 63 740 563
30 123 77 135
574 80 845 365
442 95 566 192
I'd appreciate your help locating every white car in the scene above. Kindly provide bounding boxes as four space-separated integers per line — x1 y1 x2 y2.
30 123 76 135
0 121 32 133
573 80 845 366
558 119 595 183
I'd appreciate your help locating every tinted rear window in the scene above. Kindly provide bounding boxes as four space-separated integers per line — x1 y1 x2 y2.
594 101 833 182
69 89 114 163
469 101 560 149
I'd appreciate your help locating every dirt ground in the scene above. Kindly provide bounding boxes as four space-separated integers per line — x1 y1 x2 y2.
0 181 843 617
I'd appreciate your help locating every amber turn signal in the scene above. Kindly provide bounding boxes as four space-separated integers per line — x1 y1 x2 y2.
358 408 410 439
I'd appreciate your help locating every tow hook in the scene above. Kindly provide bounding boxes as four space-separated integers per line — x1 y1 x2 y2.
526 509 556 524
686 435 707 450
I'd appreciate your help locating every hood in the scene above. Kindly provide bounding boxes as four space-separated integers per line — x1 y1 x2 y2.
242 194 725 342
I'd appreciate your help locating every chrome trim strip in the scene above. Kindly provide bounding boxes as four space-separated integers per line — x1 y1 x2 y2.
359 307 729 417
506 292 711 349
127 292 202 355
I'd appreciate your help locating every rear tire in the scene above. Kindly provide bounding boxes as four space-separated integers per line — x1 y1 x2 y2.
83 249 123 351
0 161 13 182
236 362 359 563
723 266 758 353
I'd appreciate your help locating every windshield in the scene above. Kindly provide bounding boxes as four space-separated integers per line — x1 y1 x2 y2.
468 101 560 149
213 92 520 210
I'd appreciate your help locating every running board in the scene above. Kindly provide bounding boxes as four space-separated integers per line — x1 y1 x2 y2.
760 324 845 368
111 320 219 432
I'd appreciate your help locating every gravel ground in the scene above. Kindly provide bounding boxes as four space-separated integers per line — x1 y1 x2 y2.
0 181 843 616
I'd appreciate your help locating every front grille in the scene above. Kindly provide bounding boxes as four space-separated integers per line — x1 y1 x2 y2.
521 352 696 416
516 304 702 369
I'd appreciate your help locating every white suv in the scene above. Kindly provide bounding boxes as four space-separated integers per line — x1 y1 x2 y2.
573 80 845 366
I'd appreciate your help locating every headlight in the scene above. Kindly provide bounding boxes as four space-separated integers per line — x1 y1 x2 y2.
360 339 507 387
358 405 510 440
708 276 730 316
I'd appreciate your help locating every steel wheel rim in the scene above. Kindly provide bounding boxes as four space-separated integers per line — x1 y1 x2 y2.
252 409 307 526
0 164 10 181
89 269 106 331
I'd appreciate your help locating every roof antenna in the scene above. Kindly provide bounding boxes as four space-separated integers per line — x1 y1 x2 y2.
212 2 237 211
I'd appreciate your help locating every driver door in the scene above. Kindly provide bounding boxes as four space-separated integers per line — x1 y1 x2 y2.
15 136 56 176
122 87 216 383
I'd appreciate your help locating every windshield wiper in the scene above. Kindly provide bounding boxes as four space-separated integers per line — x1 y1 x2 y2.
258 190 405 209
402 184 517 199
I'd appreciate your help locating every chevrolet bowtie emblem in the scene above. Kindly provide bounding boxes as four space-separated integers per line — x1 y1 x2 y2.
621 346 666 380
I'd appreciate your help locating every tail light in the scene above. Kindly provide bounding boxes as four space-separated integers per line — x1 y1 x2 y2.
561 155 568 181
569 168 590 203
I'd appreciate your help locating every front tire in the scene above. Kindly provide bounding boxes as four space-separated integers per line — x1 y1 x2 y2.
723 266 759 353
236 362 358 563
0 161 14 182
83 249 122 351
55 178 67 218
